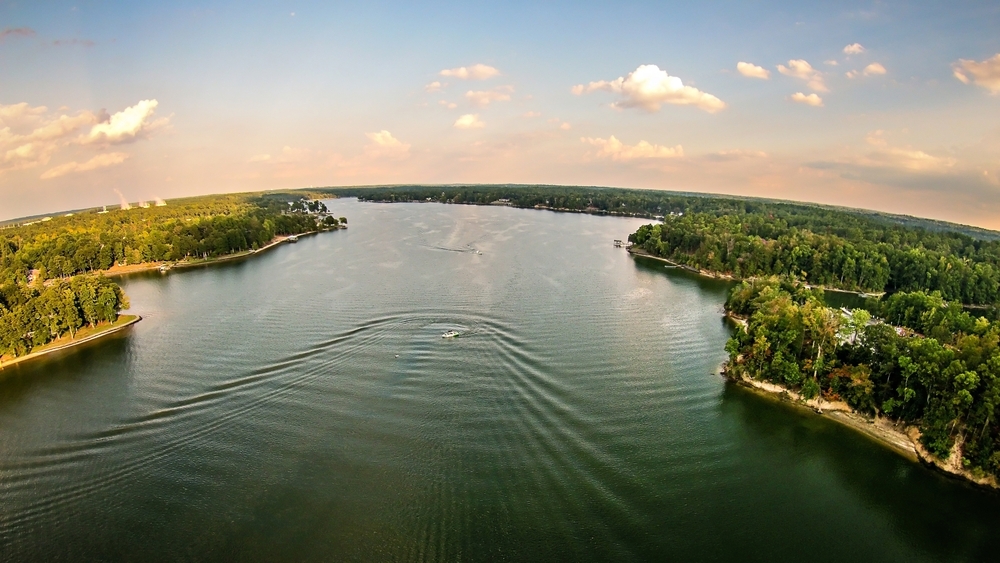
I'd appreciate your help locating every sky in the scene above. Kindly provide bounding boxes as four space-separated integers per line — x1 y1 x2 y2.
1 1 999 227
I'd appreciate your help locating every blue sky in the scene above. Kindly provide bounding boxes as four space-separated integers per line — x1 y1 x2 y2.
2 1 999 226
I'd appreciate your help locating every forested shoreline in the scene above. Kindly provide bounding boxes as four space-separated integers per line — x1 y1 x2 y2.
1 192 342 361
724 279 1000 483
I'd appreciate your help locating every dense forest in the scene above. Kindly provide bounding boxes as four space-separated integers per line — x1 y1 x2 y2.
0 275 129 359
725 279 1000 479
628 214 1000 306
0 192 338 360
0 193 330 285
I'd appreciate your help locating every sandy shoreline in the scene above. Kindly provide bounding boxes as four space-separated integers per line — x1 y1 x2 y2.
0 315 142 371
727 372 999 489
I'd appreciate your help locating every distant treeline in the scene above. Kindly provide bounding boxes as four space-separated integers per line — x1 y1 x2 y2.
319 185 1000 305
0 194 327 284
726 279 1000 479
320 185 1000 241
629 212 1000 306
1 192 339 359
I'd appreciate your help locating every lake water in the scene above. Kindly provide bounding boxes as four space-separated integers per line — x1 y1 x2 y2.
1 199 999 562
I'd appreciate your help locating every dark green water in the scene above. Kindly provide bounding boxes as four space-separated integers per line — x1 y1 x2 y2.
1 200 998 562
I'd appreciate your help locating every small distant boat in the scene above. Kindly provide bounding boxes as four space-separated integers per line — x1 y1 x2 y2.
158 264 170 273
441 330 460 338
287 235 299 242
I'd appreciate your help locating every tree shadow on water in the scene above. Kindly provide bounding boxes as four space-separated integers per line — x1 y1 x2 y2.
720 382 1000 563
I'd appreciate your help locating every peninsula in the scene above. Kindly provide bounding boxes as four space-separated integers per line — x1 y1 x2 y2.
0 191 346 368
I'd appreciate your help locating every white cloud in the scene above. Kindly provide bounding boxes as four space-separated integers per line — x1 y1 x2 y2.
572 64 726 113
582 135 684 160
847 62 888 79
843 43 866 55
559 122 572 130
454 114 485 129
777 59 827 92
40 152 128 179
522 111 541 118
825 60 839 66
438 100 458 109
953 54 1000 93
83 99 169 145
0 102 48 126
425 81 444 93
465 88 512 107
0 106 99 174
439 64 500 80
864 62 886 76
790 92 823 106
861 147 955 172
364 130 410 158
737 62 770 79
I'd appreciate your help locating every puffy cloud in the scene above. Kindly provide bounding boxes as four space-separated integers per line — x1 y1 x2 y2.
425 81 444 93
953 54 1000 93
40 152 128 179
582 135 684 160
572 64 726 113
825 60 839 66
0 107 96 173
0 102 48 126
454 114 485 129
0 27 34 41
737 62 770 79
790 92 823 106
465 88 512 107
777 59 827 92
439 64 500 80
559 122 572 130
31 113 97 141
848 62 886 78
83 99 169 145
438 100 458 109
864 62 886 76
843 43 865 55
364 130 411 158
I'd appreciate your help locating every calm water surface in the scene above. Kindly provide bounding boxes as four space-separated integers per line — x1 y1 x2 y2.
1 199 998 562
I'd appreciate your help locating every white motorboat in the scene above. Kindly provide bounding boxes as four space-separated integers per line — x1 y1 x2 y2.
441 330 460 338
